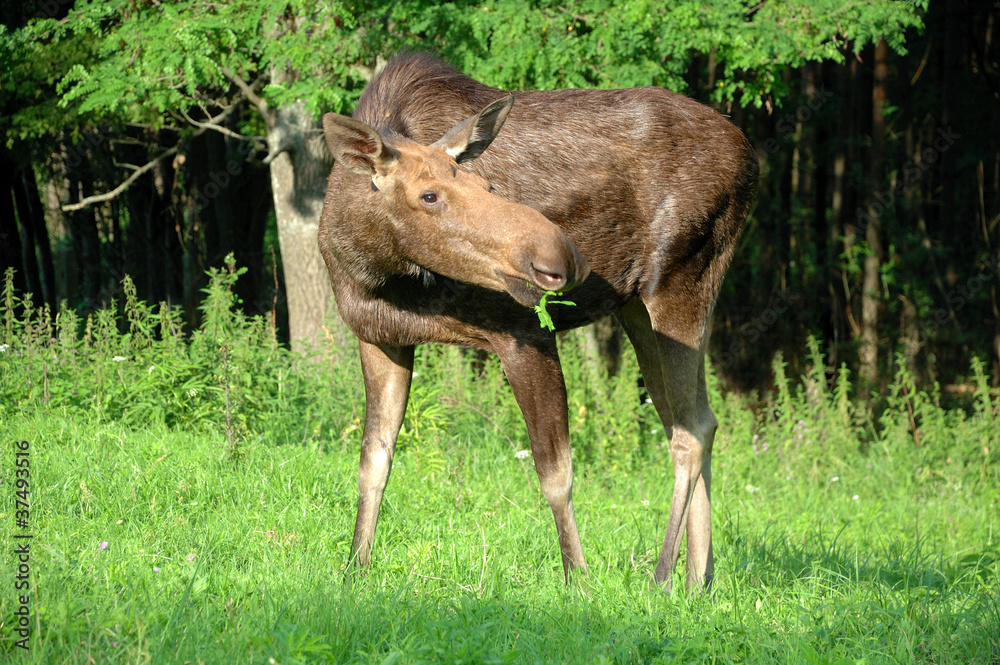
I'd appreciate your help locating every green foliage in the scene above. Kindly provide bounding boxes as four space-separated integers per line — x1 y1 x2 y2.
2 262 996 480
0 18 104 145
369 0 926 105
0 265 361 449
2 0 927 146
20 0 362 123
1 262 997 662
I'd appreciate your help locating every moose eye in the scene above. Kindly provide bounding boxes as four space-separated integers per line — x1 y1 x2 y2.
420 192 438 205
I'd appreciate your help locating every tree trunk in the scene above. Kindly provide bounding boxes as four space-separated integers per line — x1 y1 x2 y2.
859 39 889 388
583 317 623 378
266 96 334 352
0 150 28 297
828 59 849 364
15 169 56 309
7 162 42 306
124 137 178 307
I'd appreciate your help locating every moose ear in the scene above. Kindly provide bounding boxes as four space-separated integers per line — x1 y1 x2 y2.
322 113 398 176
432 95 514 164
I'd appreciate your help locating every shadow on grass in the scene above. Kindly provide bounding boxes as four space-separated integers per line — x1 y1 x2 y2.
244 578 699 665
722 522 999 594
716 522 1000 662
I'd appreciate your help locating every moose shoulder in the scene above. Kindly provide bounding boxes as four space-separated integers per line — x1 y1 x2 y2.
318 53 758 591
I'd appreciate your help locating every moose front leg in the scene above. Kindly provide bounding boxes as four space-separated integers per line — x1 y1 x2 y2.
494 337 587 581
349 341 415 571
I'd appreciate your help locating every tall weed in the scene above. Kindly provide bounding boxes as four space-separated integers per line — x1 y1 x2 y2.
1 265 997 494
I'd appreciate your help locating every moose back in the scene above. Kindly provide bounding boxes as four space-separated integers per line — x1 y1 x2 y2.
319 53 758 591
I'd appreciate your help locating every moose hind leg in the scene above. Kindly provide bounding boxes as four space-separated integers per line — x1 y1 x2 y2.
682 359 716 590
651 329 717 592
618 298 714 591
619 288 717 592
494 337 587 581
350 341 414 571
615 299 674 440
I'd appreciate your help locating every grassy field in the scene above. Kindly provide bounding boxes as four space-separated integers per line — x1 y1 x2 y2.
1 267 999 663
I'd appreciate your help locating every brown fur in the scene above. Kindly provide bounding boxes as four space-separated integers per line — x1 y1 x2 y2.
319 53 758 591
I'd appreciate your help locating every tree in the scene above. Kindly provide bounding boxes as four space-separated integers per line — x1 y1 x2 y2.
19 0 923 347
21 0 370 348
859 38 889 387
14 0 975 389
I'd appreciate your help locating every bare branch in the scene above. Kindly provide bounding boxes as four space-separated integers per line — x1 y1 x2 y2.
170 109 251 141
125 122 178 132
110 137 147 146
221 67 268 115
61 99 245 212
61 144 181 212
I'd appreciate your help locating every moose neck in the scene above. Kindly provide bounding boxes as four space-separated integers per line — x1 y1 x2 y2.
354 54 502 144
320 167 416 295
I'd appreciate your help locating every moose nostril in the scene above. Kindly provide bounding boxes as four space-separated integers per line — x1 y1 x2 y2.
531 265 567 291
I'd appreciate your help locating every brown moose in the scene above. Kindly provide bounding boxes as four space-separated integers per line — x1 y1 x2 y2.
319 53 758 591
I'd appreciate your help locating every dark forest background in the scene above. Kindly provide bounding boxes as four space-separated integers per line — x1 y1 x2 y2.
2 0 998 394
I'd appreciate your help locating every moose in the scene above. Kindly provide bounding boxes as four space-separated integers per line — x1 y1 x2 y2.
319 53 758 591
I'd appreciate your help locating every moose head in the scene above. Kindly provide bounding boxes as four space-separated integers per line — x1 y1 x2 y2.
321 96 589 305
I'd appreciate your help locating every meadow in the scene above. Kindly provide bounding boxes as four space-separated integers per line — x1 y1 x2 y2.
1 263 998 664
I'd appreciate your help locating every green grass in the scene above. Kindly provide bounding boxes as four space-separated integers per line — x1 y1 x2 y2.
1 266 998 663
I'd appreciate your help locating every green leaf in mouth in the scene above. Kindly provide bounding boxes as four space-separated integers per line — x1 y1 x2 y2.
532 287 576 331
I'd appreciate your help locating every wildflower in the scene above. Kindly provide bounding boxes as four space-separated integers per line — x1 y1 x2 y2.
852 495 859 501
753 443 759 455
753 434 759 442
0 344 9 352
641 499 649 506
112 356 127 362
99 541 108 552
186 553 196 562
761 442 769 453
514 449 531 459
830 476 839 482
153 567 161 573
188 388 198 398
